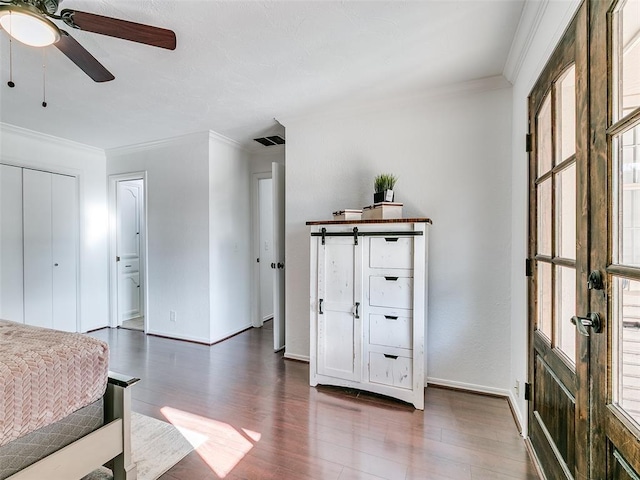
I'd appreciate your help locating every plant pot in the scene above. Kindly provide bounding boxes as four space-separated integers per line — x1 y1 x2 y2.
374 189 394 203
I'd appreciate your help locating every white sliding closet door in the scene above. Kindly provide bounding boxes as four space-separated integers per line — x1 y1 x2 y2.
24 170 53 328
23 169 77 332
52 174 77 331
0 165 24 323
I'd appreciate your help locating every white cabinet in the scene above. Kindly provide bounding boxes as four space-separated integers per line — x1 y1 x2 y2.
0 166 78 331
309 220 429 409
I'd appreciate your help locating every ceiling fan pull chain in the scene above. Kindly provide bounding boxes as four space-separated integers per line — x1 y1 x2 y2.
41 48 47 107
7 12 14 88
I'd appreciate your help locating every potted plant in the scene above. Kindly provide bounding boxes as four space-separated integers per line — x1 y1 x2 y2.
374 173 397 203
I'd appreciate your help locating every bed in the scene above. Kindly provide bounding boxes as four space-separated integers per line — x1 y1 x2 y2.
0 320 138 480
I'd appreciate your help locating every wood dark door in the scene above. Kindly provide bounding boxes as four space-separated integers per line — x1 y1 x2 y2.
527 4 589 479
528 1 640 479
590 0 640 478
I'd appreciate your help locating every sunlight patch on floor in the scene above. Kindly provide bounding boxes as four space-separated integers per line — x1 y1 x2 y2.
161 406 261 478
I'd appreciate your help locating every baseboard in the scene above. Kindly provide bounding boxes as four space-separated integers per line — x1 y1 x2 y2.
427 377 527 436
284 353 310 362
210 323 254 345
146 329 211 345
427 377 512 398
508 390 526 436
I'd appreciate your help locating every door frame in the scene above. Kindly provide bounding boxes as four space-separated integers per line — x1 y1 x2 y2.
108 172 148 332
251 170 273 329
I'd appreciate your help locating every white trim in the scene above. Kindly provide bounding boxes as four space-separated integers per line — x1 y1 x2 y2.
278 75 511 126
106 131 205 156
503 0 549 84
210 322 254 344
108 172 148 333
147 328 212 345
105 130 244 156
0 123 104 155
509 389 527 437
251 171 273 328
208 130 246 150
427 377 512 398
284 352 309 362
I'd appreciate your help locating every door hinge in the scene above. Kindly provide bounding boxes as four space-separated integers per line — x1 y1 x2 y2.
525 258 533 277
525 134 532 153
524 382 532 401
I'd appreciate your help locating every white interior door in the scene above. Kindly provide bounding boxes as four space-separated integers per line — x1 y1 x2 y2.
258 178 274 322
51 173 77 332
23 169 53 329
0 165 24 323
116 180 143 324
272 162 285 351
23 169 77 332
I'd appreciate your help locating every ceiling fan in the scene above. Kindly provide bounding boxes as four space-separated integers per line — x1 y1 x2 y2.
0 0 176 82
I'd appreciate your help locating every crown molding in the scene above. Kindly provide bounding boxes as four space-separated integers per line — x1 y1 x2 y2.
106 131 209 156
503 0 549 84
106 130 246 157
0 122 104 156
279 75 512 126
208 129 245 150
503 0 581 85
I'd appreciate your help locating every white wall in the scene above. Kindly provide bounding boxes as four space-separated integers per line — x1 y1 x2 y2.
0 123 109 332
250 144 285 174
107 131 252 344
208 132 253 343
283 82 514 394
107 133 212 342
507 0 580 431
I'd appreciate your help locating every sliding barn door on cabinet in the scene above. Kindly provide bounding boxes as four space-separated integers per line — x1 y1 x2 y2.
0 165 24 323
315 235 363 382
23 169 78 332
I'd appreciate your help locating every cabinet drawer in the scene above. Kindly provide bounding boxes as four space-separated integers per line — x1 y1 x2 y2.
369 237 413 269
369 313 412 349
369 276 413 309
369 352 413 390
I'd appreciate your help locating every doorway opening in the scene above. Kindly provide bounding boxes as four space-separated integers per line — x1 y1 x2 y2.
252 162 285 352
109 173 147 332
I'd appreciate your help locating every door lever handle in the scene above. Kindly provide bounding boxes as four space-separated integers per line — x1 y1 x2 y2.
571 313 602 337
354 302 360 319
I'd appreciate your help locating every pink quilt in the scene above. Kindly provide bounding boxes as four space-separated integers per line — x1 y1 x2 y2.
0 320 109 447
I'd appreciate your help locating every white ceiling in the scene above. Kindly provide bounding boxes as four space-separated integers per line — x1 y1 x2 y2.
0 0 525 149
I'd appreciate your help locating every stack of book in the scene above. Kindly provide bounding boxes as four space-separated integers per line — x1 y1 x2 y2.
361 202 403 220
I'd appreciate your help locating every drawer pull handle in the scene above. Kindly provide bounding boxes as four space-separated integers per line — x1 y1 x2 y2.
385 237 399 242
384 354 399 360
125 265 132 268
384 276 399 281
384 315 398 320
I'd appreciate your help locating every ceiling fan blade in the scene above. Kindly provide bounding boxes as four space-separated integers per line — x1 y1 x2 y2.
54 31 115 82
61 9 176 50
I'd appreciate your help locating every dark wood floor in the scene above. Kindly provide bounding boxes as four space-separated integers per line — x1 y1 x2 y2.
89 324 540 480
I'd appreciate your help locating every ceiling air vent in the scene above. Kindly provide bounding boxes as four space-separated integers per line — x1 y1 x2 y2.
254 135 285 146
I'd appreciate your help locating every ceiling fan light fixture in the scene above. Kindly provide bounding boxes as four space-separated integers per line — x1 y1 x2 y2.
0 6 60 47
